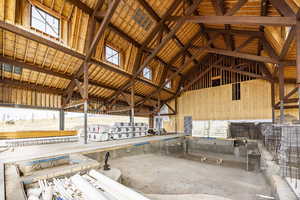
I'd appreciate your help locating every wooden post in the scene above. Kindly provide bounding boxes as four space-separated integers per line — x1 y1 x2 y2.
84 100 88 144
130 83 134 124
157 95 161 131
271 81 275 123
149 114 154 128
279 65 285 123
297 20 300 120
175 97 178 133
83 62 89 144
59 109 65 130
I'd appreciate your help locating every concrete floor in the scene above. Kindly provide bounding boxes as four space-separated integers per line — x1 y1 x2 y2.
111 154 272 200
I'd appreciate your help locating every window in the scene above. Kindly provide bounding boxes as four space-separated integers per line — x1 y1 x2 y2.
143 67 152 80
1 63 22 75
105 46 120 66
132 8 153 31
31 6 60 38
165 80 172 89
232 83 241 101
212 79 220 87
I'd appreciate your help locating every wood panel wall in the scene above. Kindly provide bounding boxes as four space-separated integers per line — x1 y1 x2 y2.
165 79 272 132
0 84 61 109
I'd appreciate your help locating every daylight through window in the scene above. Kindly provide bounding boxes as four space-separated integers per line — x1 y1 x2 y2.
165 81 171 89
105 46 120 66
143 67 152 80
31 6 59 38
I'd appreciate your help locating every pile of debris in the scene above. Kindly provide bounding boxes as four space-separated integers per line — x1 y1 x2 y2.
26 170 150 200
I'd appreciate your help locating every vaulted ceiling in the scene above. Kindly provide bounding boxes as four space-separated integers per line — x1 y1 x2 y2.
0 0 299 114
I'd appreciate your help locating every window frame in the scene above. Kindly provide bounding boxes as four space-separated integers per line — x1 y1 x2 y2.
105 45 121 67
30 5 60 38
143 66 152 80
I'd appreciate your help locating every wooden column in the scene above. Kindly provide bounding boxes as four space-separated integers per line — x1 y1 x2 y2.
59 109 65 130
279 65 285 123
175 97 178 133
297 20 300 120
130 83 135 124
83 62 89 144
84 100 88 144
271 81 275 123
157 95 162 132
149 115 154 128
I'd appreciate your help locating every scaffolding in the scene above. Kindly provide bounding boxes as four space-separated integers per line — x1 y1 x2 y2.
259 123 282 161
261 124 300 196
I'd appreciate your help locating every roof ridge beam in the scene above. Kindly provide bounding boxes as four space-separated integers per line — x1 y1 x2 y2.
167 16 296 26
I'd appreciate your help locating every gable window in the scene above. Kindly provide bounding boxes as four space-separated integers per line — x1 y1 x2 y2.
165 80 172 89
31 6 60 38
232 83 241 101
143 67 152 80
105 46 120 66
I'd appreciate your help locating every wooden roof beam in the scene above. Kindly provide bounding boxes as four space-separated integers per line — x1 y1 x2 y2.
205 28 264 37
1 78 154 111
0 21 174 99
135 29 218 107
107 0 196 103
257 0 269 56
68 0 184 77
191 45 282 64
269 0 295 17
64 0 120 105
211 0 235 51
0 55 72 80
136 0 199 66
1 78 63 94
0 55 159 101
280 26 296 60
167 16 296 26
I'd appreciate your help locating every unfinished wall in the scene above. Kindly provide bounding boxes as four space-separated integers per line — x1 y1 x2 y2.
165 80 272 132
164 79 300 132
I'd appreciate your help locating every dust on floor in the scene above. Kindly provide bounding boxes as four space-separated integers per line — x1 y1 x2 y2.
110 154 272 200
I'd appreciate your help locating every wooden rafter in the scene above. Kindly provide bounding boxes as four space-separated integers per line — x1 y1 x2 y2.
64 0 120 105
0 55 161 102
108 0 203 104
167 16 296 26
280 26 296 60
269 0 295 17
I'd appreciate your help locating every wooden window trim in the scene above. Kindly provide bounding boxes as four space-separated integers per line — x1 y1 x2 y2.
104 45 122 67
30 5 61 39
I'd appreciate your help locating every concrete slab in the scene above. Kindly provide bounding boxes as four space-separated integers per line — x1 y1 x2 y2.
0 134 183 163
111 154 272 200
5 165 26 200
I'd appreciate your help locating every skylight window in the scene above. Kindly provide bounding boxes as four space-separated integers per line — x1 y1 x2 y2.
143 67 152 80
105 46 120 66
165 80 172 89
132 8 153 31
31 6 60 38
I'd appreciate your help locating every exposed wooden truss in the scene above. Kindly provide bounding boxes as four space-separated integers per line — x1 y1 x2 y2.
1 0 299 118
